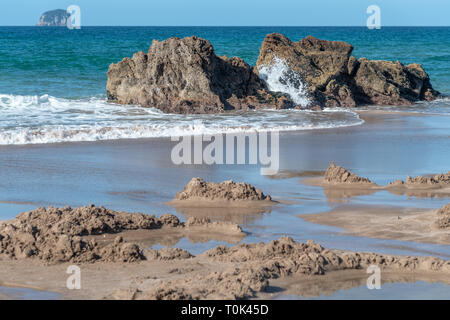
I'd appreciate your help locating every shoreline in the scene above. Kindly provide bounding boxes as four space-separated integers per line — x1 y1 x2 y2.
0 107 448 149
0 109 450 299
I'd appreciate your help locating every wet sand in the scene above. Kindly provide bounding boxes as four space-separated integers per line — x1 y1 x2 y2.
300 205 450 245
1 110 450 299
0 235 449 300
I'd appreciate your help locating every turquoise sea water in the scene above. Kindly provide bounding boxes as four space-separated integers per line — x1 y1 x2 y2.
0 27 449 144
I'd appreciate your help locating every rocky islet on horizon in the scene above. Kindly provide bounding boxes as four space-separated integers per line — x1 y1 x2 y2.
36 9 70 27
107 33 440 114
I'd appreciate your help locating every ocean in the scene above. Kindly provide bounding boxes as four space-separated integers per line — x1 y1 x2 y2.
0 26 449 145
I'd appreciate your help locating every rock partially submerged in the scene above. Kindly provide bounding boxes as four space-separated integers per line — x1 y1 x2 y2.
107 34 439 114
107 36 292 114
256 33 439 108
116 237 450 300
173 177 272 203
324 162 374 185
0 205 242 264
436 204 450 229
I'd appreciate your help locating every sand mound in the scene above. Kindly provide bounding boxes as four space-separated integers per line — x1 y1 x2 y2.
436 204 450 229
324 163 373 185
174 177 272 202
0 205 242 264
389 171 450 187
117 237 450 300
185 217 243 234
147 247 193 261
0 205 162 263
138 267 268 300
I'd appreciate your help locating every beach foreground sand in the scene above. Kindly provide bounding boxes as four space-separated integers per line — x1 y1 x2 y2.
300 205 450 245
0 235 449 300
1 110 450 299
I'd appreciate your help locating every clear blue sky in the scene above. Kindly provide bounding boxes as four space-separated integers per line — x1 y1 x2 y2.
1 0 449 26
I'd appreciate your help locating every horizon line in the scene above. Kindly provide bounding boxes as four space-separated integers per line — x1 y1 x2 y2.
1 25 450 28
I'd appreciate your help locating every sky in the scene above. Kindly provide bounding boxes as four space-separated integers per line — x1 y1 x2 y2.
1 0 449 26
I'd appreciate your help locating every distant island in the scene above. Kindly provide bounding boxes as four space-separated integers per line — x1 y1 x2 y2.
36 9 70 26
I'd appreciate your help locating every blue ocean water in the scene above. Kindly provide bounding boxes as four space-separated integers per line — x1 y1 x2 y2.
0 27 449 144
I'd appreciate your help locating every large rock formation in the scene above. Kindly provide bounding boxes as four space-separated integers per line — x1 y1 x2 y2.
256 33 439 108
107 36 293 114
107 34 439 114
36 9 69 27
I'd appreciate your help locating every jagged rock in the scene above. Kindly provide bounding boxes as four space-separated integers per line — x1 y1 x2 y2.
257 34 354 107
107 36 293 114
107 34 439 113
256 33 439 108
354 59 439 105
36 9 69 27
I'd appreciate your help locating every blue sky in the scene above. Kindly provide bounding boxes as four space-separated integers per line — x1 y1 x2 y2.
1 0 449 26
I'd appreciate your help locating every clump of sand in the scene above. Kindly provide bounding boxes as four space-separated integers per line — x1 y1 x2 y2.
185 217 243 234
324 162 374 185
389 171 450 187
436 204 450 229
304 164 450 199
174 177 272 202
147 247 193 261
0 205 243 264
113 237 450 300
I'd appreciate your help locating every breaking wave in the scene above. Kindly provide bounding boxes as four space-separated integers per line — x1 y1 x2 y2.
257 56 311 106
0 94 364 145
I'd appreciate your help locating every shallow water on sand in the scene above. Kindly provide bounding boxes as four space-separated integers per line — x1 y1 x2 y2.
0 286 59 300
1 111 450 299
276 281 450 300
0 111 449 259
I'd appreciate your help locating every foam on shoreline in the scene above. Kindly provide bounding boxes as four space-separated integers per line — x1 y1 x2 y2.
0 94 364 145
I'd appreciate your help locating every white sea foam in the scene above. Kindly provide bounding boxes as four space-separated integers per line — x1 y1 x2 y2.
257 56 311 106
0 94 364 145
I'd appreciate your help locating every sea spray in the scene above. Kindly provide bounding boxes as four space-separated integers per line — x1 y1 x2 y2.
257 56 311 107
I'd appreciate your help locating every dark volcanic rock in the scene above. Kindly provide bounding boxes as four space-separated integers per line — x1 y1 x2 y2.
107 34 439 114
256 33 439 108
107 36 293 114
36 9 69 27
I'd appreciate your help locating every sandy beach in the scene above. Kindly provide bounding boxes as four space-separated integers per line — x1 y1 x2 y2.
0 109 449 299
300 205 450 245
